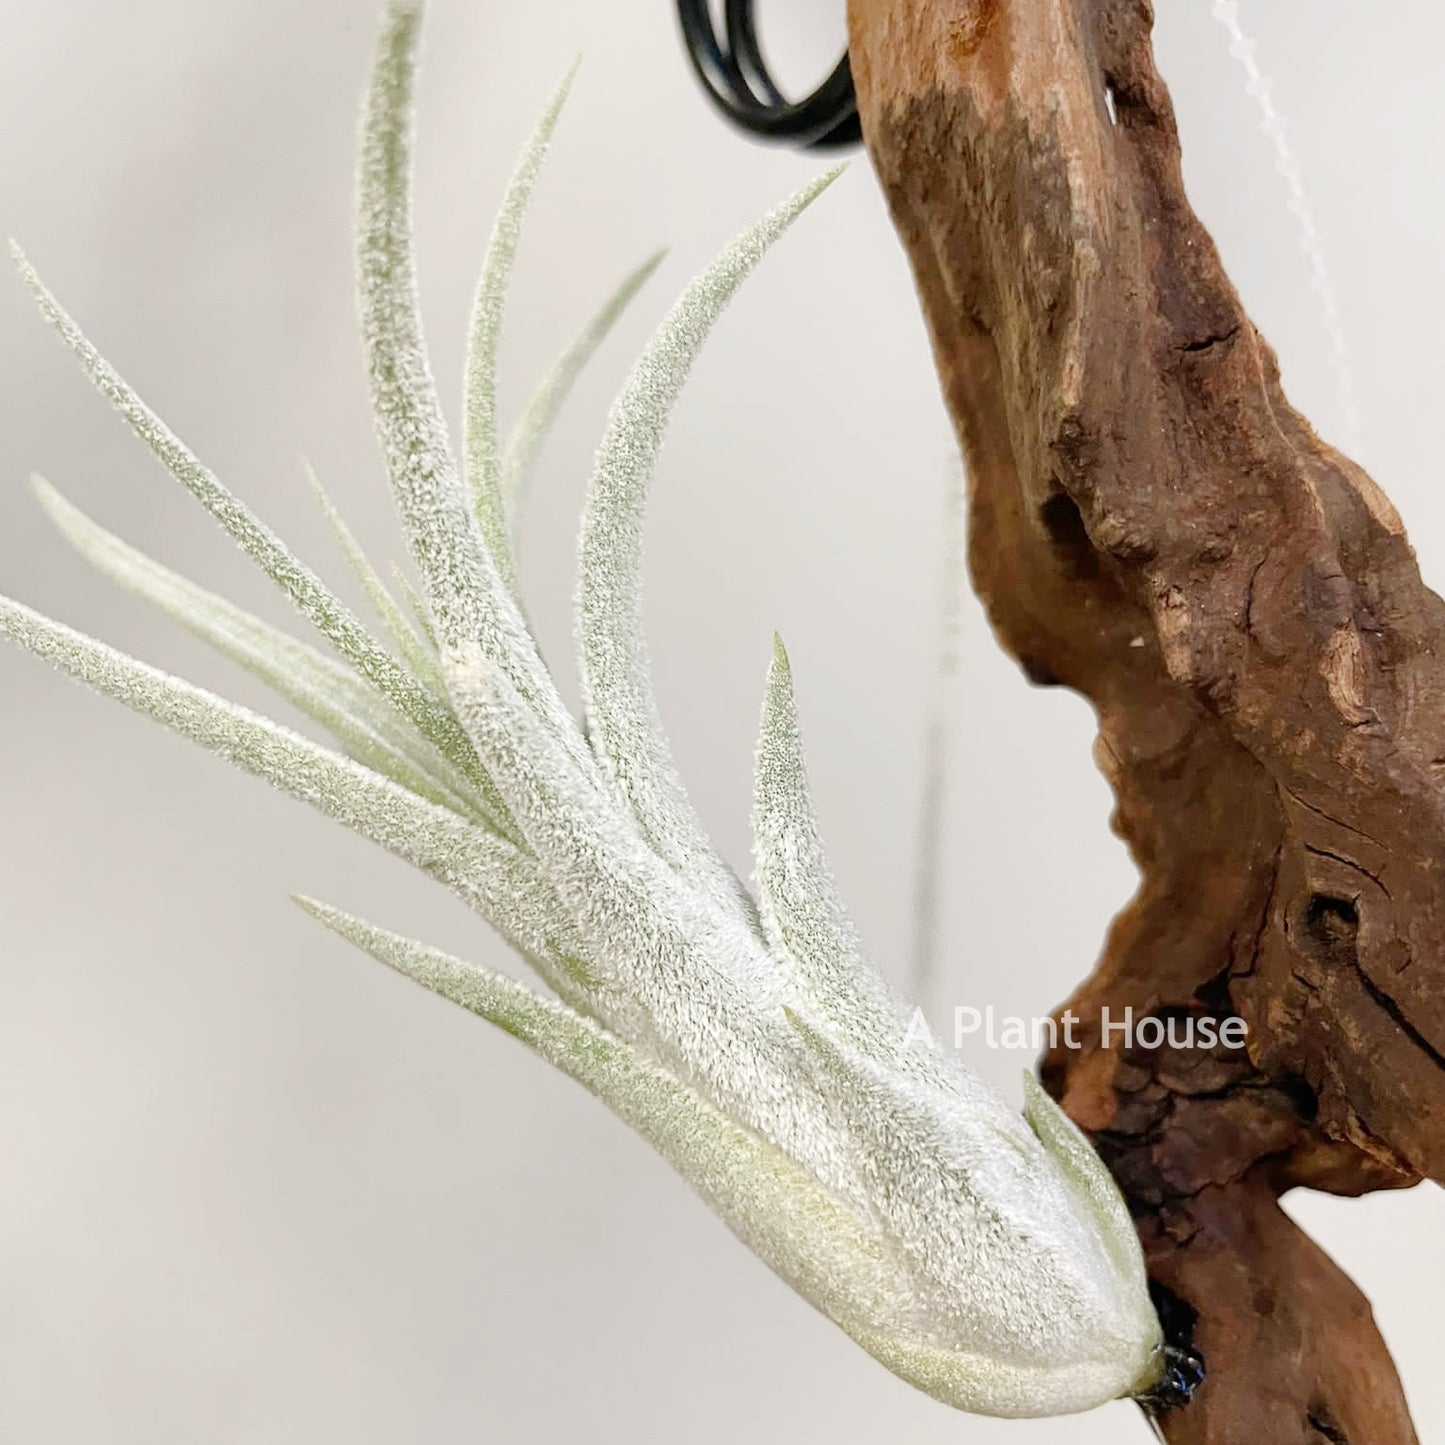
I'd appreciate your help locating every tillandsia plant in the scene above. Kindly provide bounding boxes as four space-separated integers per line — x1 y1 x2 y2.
1 0 1191 1423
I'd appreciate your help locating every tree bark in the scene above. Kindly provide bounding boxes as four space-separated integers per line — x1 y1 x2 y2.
846 0 1440 1439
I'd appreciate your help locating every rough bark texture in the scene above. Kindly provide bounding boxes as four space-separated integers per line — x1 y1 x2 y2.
846 0 1441 1439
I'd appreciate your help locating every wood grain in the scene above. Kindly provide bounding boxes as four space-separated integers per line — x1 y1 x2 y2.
847 0 1437 1436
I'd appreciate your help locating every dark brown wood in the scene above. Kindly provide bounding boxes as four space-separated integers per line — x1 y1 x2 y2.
847 0 1440 1438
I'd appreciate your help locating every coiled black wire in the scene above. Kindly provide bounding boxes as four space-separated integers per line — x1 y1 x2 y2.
676 0 860 150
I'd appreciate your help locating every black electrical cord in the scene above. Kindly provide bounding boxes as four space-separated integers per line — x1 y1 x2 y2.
676 0 861 150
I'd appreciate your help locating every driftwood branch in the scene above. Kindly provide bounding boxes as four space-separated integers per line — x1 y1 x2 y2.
847 0 1441 1437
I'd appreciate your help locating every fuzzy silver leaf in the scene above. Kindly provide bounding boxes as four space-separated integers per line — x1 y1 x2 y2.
0 0 1166 1419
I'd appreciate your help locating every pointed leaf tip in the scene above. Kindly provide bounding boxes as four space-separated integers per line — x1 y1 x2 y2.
577 176 842 917
501 246 670 536
463 58 580 591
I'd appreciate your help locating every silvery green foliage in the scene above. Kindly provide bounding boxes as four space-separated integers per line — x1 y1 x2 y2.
0 0 1165 1418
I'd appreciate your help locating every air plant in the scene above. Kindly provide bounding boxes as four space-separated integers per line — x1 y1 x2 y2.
0 0 1182 1421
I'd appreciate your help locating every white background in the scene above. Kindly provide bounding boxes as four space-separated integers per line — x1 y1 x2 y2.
0 2 1439 1440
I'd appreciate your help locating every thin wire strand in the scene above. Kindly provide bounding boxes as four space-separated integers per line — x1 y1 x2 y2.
908 458 967 1013
1210 0 1361 453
